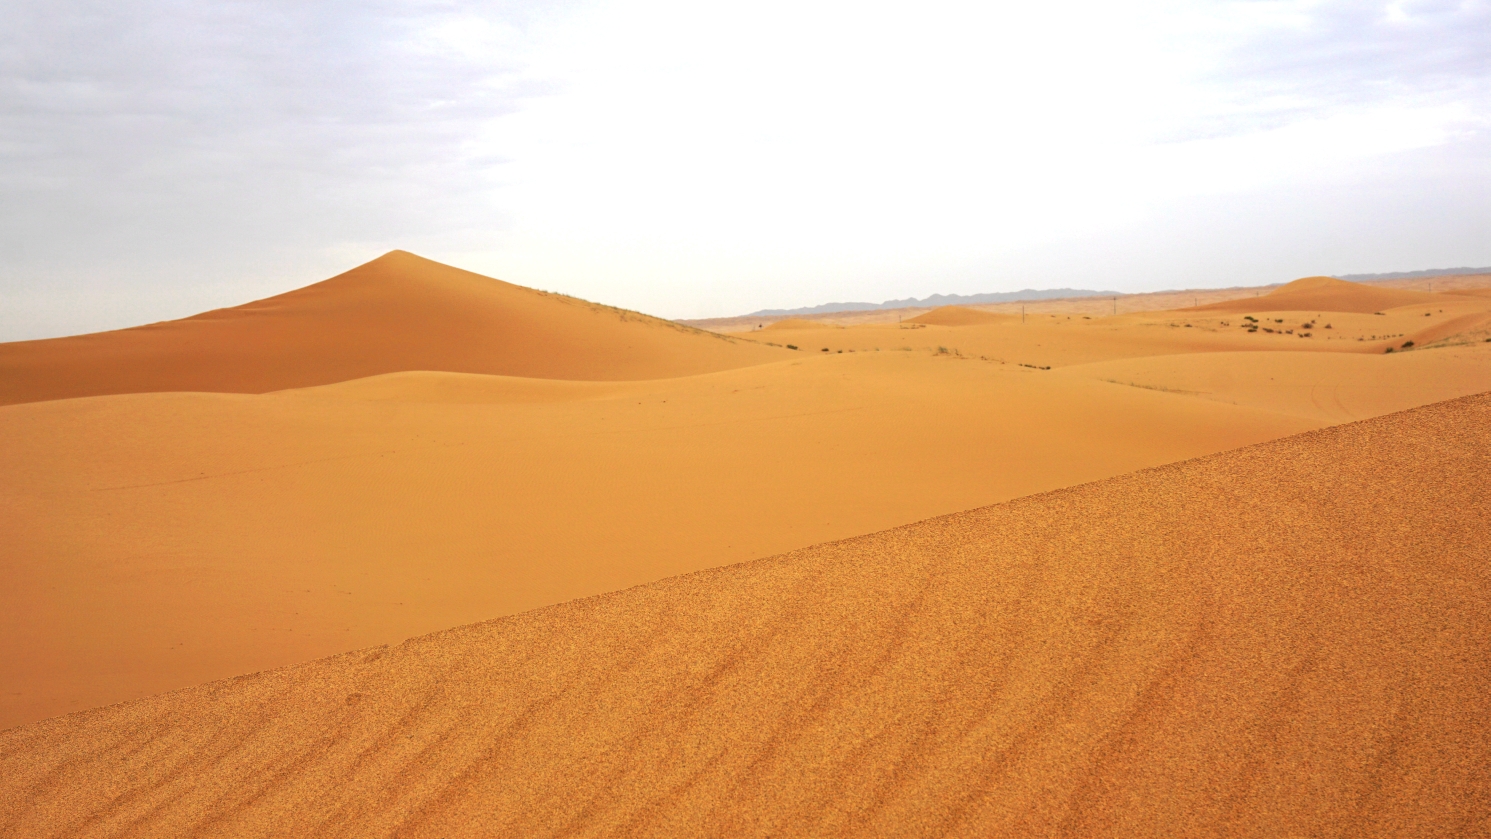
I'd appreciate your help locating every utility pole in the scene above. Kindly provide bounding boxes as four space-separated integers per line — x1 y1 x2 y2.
1112 297 1117 316
1022 304 1025 324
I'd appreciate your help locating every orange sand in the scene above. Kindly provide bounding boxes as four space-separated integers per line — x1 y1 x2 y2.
1191 275 1437 314
0 251 783 406
4 266 1491 731
906 305 1011 326
0 354 1324 728
762 317 831 330
3 393 1487 837
740 279 1491 363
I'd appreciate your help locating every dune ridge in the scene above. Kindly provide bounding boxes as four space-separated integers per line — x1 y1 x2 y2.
0 251 782 406
3 392 1488 838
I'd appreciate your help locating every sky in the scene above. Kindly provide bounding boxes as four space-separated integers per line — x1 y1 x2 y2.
2 0 1490 339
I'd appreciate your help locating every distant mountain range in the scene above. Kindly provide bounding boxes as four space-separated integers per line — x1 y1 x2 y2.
741 266 1491 319
1336 267 1491 281
747 288 1120 317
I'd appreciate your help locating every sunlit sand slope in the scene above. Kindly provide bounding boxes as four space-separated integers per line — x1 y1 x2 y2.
1 352 1328 728
762 318 830 330
1062 345 1491 424
3 393 1488 838
907 305 1010 326
0 251 782 405
1193 275 1437 314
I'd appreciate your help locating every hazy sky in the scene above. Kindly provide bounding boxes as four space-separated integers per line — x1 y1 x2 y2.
3 0 1489 339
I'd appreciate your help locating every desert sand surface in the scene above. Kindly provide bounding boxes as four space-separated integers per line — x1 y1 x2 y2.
0 251 783 406
761 317 830 330
4 264 1491 731
0 354 1323 728
1190 275 1436 314
907 305 1011 326
3 392 1488 838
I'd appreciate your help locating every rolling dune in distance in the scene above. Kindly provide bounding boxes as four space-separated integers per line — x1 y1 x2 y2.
1190 275 1437 314
906 305 1011 326
3 393 1487 838
762 317 831 330
0 251 783 406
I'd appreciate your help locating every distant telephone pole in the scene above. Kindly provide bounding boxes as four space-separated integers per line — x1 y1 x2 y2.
1112 297 1117 316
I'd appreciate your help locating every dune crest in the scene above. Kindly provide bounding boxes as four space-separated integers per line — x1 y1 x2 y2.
3 393 1488 837
0 251 783 406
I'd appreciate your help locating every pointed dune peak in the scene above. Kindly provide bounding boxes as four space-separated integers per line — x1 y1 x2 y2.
0 252 783 406
3 393 1488 835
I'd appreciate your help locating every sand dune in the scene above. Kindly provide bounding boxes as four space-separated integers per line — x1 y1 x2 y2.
6 260 1491 728
0 251 782 406
1408 310 1491 348
906 305 1010 326
1193 275 1439 314
1 352 1333 728
762 318 831 330
1063 346 1491 423
4 393 1487 838
3 252 1490 837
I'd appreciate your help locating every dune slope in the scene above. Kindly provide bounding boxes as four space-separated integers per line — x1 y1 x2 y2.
3 392 1488 838
1193 275 1439 315
3 351 1333 728
762 318 831 330
0 251 782 405
906 305 1009 326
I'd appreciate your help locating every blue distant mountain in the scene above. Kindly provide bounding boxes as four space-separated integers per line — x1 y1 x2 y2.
747 288 1120 317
